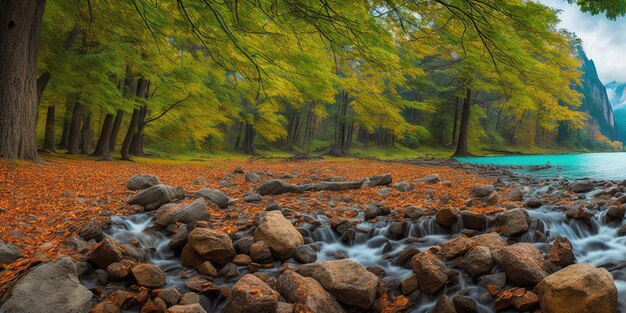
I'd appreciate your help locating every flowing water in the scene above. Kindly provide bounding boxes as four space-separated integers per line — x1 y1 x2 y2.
457 152 626 180
97 202 626 312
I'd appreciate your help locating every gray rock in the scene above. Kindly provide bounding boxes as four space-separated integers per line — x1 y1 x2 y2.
495 208 530 236
294 245 317 264
258 180 303 195
364 203 391 219
127 184 185 210
568 180 594 193
366 174 392 187
127 174 160 190
0 256 93 313
243 193 263 202
414 174 440 184
0 240 23 265
158 288 181 306
471 185 495 198
460 211 487 231
404 206 425 219
376 187 391 198
462 246 493 278
245 172 261 183
194 188 230 208
395 182 413 192
524 197 543 208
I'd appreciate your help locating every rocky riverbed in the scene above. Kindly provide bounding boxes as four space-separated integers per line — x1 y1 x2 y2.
1 161 625 313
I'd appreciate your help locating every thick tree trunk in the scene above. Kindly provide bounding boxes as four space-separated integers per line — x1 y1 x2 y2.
42 105 56 152
330 92 352 155
93 113 114 160
80 113 91 154
120 109 139 161
66 99 83 154
233 121 242 150
130 105 146 156
109 109 123 151
452 88 472 157
451 97 460 146
242 123 256 155
0 0 47 160
58 94 73 149
509 109 528 145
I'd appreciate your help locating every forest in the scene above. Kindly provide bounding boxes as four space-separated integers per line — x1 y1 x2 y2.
1 0 624 163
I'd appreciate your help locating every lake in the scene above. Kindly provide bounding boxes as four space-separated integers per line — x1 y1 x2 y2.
456 152 626 180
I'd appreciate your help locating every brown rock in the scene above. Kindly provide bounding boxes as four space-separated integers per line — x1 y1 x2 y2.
131 264 166 288
492 243 547 286
400 275 419 295
181 244 203 268
250 241 272 262
233 254 252 266
168 304 207 313
90 302 120 313
254 211 304 259
548 236 575 267
469 233 508 252
196 261 218 277
87 237 124 269
222 274 280 313
439 235 474 259
430 295 456 313
435 208 460 227
411 251 448 294
275 271 345 313
462 246 493 278
495 208 530 236
188 228 235 265
106 260 134 280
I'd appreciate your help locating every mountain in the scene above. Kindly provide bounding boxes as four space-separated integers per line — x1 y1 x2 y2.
575 46 620 141
605 80 626 140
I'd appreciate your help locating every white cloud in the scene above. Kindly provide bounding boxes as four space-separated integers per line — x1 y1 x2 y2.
539 0 626 83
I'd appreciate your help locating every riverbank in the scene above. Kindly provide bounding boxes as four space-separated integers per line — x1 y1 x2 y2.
0 155 624 312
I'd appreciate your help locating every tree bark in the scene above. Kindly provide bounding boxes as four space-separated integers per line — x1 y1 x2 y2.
451 97 460 146
42 105 56 152
0 0 47 160
130 105 146 156
120 109 139 161
109 109 123 151
452 88 472 157
93 113 114 160
80 113 91 154
66 99 82 154
242 122 256 155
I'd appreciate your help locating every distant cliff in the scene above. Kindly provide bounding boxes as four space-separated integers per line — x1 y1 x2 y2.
576 46 620 141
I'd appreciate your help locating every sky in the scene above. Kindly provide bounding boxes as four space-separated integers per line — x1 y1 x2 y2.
539 0 626 83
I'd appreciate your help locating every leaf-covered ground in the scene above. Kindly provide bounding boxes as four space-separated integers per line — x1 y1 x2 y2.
0 155 501 294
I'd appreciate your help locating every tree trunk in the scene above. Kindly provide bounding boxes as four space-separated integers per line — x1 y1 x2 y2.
452 88 472 157
42 105 56 152
330 92 351 155
509 109 528 145
242 123 256 155
130 105 146 156
0 0 47 160
80 113 91 154
36 71 50 105
66 99 82 154
109 109 123 151
93 113 114 160
234 121 243 150
120 109 139 161
451 97 460 146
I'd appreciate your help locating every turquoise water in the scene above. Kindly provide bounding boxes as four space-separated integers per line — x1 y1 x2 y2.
456 152 626 180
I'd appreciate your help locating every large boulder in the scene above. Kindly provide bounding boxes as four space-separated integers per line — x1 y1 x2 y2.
462 246 493 278
439 234 474 260
131 263 166 288
258 180 303 195
0 240 23 264
411 251 448 294
470 232 508 252
127 174 160 190
275 271 345 313
155 198 211 227
495 208 530 236
366 174 392 187
492 243 547 286
222 274 280 313
435 208 460 227
567 180 594 193
0 256 93 313
127 184 185 211
254 211 303 259
471 185 495 198
188 228 235 265
536 263 617 313
86 237 124 269
297 259 378 308
193 188 230 208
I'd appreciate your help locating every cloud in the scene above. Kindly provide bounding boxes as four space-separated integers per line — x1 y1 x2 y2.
539 0 626 83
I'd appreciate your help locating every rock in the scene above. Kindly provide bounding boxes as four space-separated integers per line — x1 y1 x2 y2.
430 295 456 313
131 263 166 288
233 254 252 266
411 251 448 294
78 220 104 242
536 263 617 313
404 206 425 219
127 174 160 190
387 221 409 240
395 181 413 192
329 216 351 234
193 188 230 208
568 180 594 193
400 275 419 295
477 272 507 289
566 205 595 226
258 180 303 195
90 302 119 313
180 292 200 305
392 245 420 266
495 208 530 236
364 203 391 219
487 191 499 204
234 236 255 255
188 228 235 265
168 304 207 313
471 185 495 198
181 244 203 268
276 302 295 313
106 260 134 280
0 256 92 313
512 290 539 312
492 243 547 286
156 198 211 227
469 232 508 252
453 295 477 313
243 193 263 202
618 224 626 236
525 197 543 208
294 244 317 264
197 261 218 277
376 187 391 198
169 224 189 249
297 259 378 308
0 240 23 264
254 211 304 259
250 241 272 262
509 188 524 201
435 208 460 227
439 235 474 259
460 211 487 231
366 174 392 186
548 236 575 267
158 288 181 306
414 174 440 184
245 172 261 183
605 205 625 223
222 274 280 313
219 262 240 279
276 271 345 313
87 237 124 269
127 184 185 211
462 246 493 278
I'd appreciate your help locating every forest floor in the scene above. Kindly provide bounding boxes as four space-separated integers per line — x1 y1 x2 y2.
0 153 502 294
